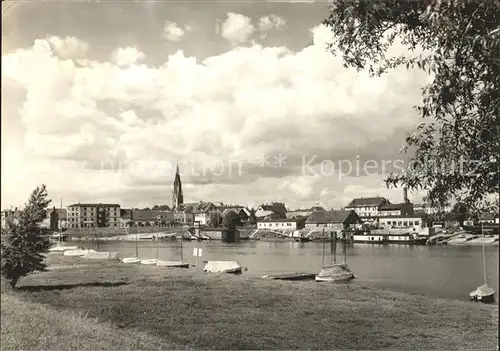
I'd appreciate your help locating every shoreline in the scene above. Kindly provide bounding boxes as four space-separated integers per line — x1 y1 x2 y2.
1 255 498 350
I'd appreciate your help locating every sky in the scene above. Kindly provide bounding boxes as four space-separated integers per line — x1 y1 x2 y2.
1 0 430 210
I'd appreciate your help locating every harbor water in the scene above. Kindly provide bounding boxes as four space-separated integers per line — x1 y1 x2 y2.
79 240 499 301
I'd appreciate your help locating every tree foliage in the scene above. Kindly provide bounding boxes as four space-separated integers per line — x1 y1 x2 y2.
96 204 109 228
248 207 257 225
1 185 51 288
324 0 500 212
222 210 242 229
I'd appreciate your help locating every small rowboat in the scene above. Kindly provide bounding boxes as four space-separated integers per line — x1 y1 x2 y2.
315 264 355 283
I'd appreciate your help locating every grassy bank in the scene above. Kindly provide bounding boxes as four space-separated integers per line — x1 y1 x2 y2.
1 255 498 350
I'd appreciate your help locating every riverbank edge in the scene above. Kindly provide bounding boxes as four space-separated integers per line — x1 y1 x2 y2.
1 256 498 350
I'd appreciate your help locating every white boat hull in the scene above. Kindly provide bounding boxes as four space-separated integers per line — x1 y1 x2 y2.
315 264 355 283
204 261 242 274
122 257 141 264
315 273 354 282
141 259 158 265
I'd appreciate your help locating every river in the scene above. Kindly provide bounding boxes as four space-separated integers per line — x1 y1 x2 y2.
80 240 499 301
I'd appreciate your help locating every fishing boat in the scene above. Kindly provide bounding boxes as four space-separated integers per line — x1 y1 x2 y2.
316 228 355 283
140 259 158 265
469 223 495 303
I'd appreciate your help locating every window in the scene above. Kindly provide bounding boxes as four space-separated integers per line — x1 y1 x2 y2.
408 221 413 226
415 221 420 225
403 221 408 227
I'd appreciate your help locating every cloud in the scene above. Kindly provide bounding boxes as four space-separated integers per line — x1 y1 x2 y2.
2 24 428 208
110 46 146 66
258 14 286 38
163 21 190 42
218 12 255 44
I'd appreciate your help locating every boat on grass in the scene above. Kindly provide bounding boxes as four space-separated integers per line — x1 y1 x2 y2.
262 272 316 281
156 260 190 268
469 224 496 304
122 257 141 264
315 263 355 282
140 259 158 265
470 284 495 303
203 260 242 274
316 228 356 283
49 245 81 252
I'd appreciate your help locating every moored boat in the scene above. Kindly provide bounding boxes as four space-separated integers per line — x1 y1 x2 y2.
470 284 495 303
122 257 141 264
315 263 355 282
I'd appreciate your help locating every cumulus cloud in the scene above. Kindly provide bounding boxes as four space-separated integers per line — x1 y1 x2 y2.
1 24 428 208
258 14 286 38
110 46 146 67
163 21 191 42
218 12 255 44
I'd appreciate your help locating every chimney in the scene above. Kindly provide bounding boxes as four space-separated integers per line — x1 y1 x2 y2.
403 187 409 204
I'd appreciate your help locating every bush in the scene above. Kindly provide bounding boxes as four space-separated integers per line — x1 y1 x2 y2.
1 185 51 289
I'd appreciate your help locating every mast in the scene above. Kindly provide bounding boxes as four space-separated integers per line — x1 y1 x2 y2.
482 222 487 285
321 224 326 268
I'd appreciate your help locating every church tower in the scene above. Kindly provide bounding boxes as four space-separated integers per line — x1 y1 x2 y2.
172 162 184 210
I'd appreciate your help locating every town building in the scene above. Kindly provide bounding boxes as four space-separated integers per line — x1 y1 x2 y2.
193 202 221 226
413 203 452 214
1 208 18 229
67 203 121 228
344 197 390 218
478 213 498 224
120 209 174 227
378 203 414 216
304 210 363 232
286 206 325 219
257 217 306 230
377 213 426 232
255 203 288 219
222 207 249 224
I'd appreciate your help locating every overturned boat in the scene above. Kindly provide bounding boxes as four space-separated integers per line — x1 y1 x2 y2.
122 257 141 264
315 263 355 283
203 260 242 274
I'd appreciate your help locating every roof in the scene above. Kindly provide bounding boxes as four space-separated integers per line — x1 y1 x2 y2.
378 212 426 219
68 203 120 207
346 197 388 208
479 213 496 220
121 210 173 221
305 211 354 224
289 206 326 213
258 203 287 214
379 203 407 211
257 217 301 223
193 202 218 213
221 208 248 217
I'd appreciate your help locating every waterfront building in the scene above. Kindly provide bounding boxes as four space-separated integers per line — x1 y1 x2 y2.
286 206 325 219
257 217 306 230
478 213 498 224
193 202 221 226
67 203 121 228
120 209 174 227
304 210 363 233
344 197 390 218
221 207 249 224
377 213 426 233
378 203 414 216
255 203 288 219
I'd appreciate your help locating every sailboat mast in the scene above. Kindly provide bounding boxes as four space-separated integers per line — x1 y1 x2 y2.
482 222 487 285
321 224 326 268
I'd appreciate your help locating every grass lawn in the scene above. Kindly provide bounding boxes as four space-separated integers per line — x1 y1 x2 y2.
1 254 498 350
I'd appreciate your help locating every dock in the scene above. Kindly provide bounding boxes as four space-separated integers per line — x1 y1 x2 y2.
262 272 316 281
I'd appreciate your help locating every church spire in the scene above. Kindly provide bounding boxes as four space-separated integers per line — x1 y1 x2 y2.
172 161 183 210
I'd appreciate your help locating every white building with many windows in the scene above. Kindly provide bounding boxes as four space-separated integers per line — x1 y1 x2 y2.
67 203 121 228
